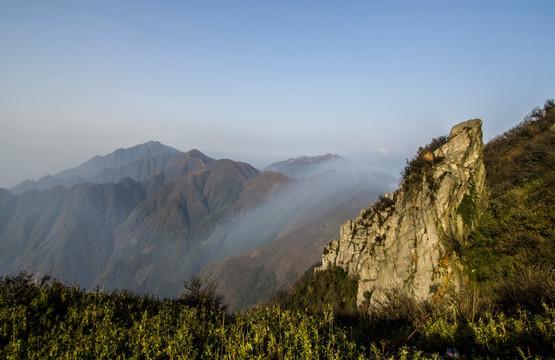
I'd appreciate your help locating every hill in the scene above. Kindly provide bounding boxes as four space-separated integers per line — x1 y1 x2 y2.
1 143 393 299
0 101 553 358
270 100 555 357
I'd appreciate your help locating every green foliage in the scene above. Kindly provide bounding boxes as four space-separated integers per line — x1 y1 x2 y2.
2 271 553 359
483 99 555 197
0 273 369 359
400 135 448 191
463 100 555 315
464 170 555 313
375 194 395 213
456 191 476 227
417 302 555 359
179 276 228 312
268 266 359 316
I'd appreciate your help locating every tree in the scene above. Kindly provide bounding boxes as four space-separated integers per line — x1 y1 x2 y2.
179 276 228 312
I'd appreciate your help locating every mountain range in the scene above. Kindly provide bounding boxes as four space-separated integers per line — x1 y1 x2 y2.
0 142 394 305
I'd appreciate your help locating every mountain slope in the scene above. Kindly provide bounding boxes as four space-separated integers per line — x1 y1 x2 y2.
96 161 290 295
87 151 185 185
140 149 217 197
0 148 221 291
0 178 145 287
200 187 382 310
463 100 555 309
10 175 87 195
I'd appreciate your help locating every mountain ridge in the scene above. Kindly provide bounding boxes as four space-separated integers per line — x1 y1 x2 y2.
264 153 346 178
10 141 184 194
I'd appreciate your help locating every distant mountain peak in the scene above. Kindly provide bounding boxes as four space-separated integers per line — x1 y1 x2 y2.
10 141 184 194
264 153 346 178
284 153 342 163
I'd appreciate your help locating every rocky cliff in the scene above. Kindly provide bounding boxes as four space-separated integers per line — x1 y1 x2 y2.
319 119 488 309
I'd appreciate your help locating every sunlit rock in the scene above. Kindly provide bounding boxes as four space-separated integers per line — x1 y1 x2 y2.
319 119 487 309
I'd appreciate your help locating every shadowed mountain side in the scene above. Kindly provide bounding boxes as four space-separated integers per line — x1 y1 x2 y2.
140 149 217 197
95 160 281 295
96 161 394 297
114 160 261 243
0 178 145 287
87 151 185 185
231 171 292 212
199 188 382 310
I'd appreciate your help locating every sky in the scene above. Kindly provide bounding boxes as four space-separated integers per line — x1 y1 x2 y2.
1 1 554 189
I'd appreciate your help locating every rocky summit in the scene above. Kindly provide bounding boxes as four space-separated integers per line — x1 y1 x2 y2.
319 119 488 309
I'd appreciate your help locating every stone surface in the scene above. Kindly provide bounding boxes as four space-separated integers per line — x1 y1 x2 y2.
319 119 487 309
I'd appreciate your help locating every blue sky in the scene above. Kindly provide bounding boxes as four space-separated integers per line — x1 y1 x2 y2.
1 1 554 188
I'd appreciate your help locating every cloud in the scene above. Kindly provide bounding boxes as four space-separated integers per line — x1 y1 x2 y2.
376 147 389 155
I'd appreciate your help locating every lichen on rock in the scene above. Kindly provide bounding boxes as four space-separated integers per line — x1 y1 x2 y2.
318 119 487 310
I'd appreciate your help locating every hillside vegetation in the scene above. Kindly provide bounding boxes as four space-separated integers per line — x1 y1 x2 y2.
1 101 554 358
271 100 555 357
464 99 555 313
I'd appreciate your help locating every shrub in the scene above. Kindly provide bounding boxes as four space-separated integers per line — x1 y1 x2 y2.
400 135 448 191
179 276 228 312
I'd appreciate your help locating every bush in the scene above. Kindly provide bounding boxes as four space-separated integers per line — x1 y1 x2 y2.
268 265 358 316
179 276 228 312
400 135 448 190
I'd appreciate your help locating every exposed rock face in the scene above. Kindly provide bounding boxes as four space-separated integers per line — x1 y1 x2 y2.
319 119 487 309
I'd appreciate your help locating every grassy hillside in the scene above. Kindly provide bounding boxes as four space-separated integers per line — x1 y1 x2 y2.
464 99 555 313
1 101 553 358
1 270 553 359
269 100 555 358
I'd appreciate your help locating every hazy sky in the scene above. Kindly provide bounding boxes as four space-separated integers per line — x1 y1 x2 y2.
1 1 554 189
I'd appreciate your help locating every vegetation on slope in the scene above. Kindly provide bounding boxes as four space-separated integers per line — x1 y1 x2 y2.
399 135 448 191
463 99 555 314
0 273 368 359
0 101 553 359
1 271 553 359
271 100 555 358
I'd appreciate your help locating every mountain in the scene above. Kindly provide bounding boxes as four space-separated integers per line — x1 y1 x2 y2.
0 148 219 289
2 104 553 359
95 162 295 295
10 141 183 194
86 151 185 185
96 161 395 297
264 153 345 178
139 149 217 197
0 142 394 300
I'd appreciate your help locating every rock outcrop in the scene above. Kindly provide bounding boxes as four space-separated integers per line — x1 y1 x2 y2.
319 119 488 309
